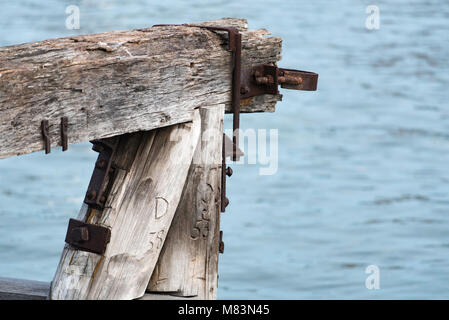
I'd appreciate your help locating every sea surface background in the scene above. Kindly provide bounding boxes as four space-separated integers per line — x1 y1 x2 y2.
1 0 449 299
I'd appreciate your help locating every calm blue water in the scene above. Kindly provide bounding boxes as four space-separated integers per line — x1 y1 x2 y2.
1 0 449 299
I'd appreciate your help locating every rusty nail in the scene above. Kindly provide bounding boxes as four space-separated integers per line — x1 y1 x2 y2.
60 117 68 151
226 167 233 177
41 120 50 154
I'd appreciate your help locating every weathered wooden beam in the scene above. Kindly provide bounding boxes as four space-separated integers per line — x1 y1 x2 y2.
50 111 201 300
0 18 281 159
0 277 195 300
0 277 49 300
147 105 224 299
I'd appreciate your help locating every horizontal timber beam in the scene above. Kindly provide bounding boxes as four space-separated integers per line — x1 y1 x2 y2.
0 18 282 159
0 277 196 300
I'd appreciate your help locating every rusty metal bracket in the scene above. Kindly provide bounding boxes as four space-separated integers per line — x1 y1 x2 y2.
64 137 118 255
221 134 244 212
240 65 318 99
60 117 68 151
41 120 50 154
219 230 224 254
83 137 119 209
221 134 229 212
65 218 111 254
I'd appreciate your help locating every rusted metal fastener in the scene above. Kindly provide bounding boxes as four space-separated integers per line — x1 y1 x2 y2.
71 226 89 242
96 159 107 169
83 138 119 209
278 70 303 85
224 197 230 208
240 85 249 95
226 167 233 177
241 65 318 99
254 70 274 85
60 116 68 151
65 218 111 255
41 120 50 154
86 189 97 201
255 69 303 86
219 231 224 254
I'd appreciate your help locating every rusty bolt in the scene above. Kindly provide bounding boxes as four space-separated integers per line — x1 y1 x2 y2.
99 195 106 204
86 189 97 201
240 85 249 95
71 226 89 242
226 167 233 177
255 74 274 86
255 76 269 85
280 73 303 85
96 159 107 169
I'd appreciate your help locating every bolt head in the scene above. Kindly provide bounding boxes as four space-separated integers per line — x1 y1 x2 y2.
240 85 249 95
226 167 233 177
86 189 97 201
96 159 107 169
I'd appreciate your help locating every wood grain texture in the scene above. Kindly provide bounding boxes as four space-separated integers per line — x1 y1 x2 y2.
0 277 195 300
50 110 201 300
0 277 49 300
147 105 224 299
0 18 282 159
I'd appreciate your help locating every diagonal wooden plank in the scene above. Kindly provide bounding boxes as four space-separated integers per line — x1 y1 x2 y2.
148 105 224 299
50 110 201 300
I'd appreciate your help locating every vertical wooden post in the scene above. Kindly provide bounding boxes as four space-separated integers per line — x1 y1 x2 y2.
147 105 224 299
50 110 201 300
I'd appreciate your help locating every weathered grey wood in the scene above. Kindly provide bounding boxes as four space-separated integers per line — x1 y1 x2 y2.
0 277 195 300
50 110 201 300
0 277 49 300
0 18 281 159
147 105 224 299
